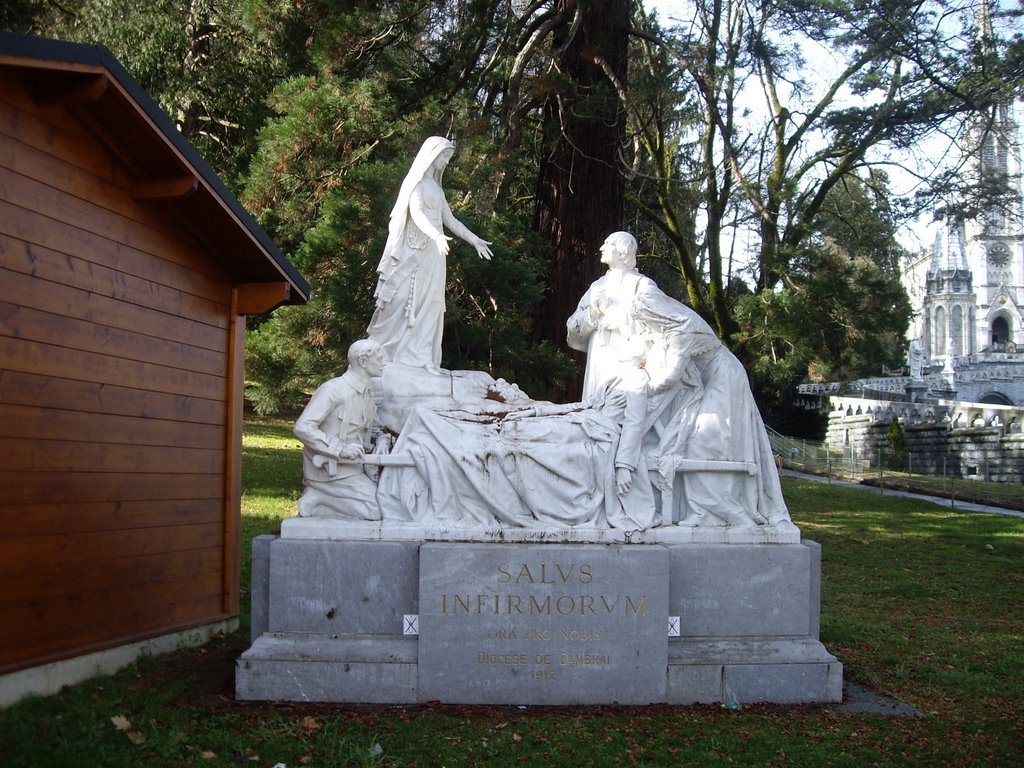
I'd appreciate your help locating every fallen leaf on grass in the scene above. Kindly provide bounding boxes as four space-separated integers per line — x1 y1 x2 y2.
111 715 145 745
200 751 216 759
512 732 523 742
301 715 322 736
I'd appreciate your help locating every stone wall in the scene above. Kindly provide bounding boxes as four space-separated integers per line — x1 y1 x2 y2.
824 396 1024 482
239 534 842 705
940 352 1024 406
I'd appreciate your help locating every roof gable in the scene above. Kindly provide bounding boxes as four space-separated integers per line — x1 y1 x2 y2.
0 32 309 310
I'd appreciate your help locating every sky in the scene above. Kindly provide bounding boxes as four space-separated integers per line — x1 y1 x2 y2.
640 0 1023 255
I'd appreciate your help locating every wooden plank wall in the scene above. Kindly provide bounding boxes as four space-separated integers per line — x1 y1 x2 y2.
0 74 235 673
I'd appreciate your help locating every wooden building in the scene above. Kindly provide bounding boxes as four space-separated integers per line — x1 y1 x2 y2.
0 33 309 699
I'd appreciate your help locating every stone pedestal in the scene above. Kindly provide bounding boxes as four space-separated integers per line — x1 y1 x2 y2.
905 379 930 403
237 523 842 705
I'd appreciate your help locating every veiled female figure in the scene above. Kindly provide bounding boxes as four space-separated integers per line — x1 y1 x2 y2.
367 136 492 370
631 290 792 528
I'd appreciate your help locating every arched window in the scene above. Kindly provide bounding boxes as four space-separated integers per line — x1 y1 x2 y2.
934 306 946 355
980 391 1013 405
951 306 963 356
992 316 1011 346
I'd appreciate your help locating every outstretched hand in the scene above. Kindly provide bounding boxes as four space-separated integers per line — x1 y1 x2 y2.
474 237 493 261
435 234 453 257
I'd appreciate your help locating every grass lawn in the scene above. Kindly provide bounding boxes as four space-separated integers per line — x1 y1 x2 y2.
0 417 1021 767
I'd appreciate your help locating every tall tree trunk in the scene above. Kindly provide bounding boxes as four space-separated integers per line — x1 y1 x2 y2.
533 0 629 394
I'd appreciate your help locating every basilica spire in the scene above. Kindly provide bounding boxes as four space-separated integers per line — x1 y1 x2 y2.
972 0 1015 186
929 222 970 274
978 0 995 53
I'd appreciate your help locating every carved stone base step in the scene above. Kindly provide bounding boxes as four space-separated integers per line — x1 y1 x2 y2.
236 536 842 705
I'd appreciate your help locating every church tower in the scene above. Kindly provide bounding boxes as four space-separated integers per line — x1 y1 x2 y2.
922 223 976 359
906 0 1024 359
963 0 1024 351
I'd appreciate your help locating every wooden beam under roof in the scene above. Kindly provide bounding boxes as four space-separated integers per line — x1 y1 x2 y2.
33 73 108 107
134 176 200 202
235 282 292 315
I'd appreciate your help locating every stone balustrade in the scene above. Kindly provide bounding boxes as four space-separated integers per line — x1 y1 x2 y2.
827 395 1023 432
824 395 1024 482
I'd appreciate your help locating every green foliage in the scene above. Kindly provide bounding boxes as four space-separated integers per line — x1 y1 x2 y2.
887 417 908 467
244 76 404 253
16 0 309 189
884 417 909 473
733 172 912 412
240 80 403 415
244 314 312 415
442 214 577 397
0 0 44 32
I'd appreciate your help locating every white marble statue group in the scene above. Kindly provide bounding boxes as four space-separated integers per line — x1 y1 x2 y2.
293 137 792 531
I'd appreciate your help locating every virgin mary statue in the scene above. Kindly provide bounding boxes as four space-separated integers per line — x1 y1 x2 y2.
367 136 492 370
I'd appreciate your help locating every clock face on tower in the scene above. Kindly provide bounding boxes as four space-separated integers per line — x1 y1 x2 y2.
988 242 1012 267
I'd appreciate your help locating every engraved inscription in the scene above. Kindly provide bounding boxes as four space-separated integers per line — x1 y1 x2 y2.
447 561 651 684
418 544 669 704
